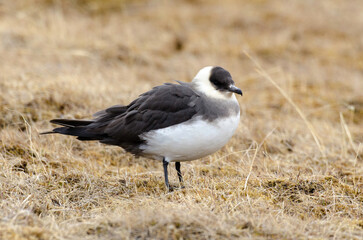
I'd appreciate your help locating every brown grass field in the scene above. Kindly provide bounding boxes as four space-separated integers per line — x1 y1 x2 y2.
1 0 362 239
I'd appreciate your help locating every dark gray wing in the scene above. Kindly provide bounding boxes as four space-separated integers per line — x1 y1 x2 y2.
97 83 201 153
46 82 201 155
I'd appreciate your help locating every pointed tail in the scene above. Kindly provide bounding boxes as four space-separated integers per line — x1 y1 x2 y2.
41 119 106 141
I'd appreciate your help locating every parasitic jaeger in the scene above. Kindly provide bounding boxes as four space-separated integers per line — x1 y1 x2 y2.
43 66 243 190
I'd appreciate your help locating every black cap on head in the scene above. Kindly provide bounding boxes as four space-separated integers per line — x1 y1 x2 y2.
209 66 242 95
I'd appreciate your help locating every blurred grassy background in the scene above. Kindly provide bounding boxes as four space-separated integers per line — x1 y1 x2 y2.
0 0 362 239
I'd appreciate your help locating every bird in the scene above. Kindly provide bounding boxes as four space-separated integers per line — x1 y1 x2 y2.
42 66 242 190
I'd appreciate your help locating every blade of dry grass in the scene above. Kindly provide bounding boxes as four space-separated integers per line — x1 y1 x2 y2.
244 128 276 190
244 51 326 158
340 112 359 156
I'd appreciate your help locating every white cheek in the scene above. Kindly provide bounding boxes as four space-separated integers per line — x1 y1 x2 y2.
194 80 233 100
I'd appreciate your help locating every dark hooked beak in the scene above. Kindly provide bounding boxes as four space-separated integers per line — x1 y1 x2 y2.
228 85 243 96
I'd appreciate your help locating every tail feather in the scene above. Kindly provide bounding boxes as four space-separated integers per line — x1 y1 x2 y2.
40 131 56 135
42 118 106 141
50 119 94 127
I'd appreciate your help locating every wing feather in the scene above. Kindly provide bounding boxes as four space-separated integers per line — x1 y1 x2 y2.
97 83 200 153
47 82 201 155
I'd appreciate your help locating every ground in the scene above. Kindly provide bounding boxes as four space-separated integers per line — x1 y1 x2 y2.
0 0 362 239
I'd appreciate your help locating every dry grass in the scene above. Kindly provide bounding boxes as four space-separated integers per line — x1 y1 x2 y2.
1 0 362 239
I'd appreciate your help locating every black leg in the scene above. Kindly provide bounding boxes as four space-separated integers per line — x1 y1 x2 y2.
163 158 170 190
175 162 183 184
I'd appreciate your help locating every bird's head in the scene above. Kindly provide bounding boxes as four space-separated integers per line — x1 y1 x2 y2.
192 66 242 100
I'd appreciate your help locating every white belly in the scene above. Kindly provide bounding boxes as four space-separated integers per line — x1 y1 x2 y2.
140 113 240 162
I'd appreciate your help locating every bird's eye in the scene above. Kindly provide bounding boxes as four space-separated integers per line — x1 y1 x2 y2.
210 78 224 88
209 67 233 90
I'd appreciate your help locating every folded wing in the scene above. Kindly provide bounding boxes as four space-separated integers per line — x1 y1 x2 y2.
44 82 201 155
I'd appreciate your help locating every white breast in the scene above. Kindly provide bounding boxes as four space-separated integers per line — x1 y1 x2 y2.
140 112 240 162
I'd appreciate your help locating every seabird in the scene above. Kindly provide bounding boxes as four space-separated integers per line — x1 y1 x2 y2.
43 66 242 190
